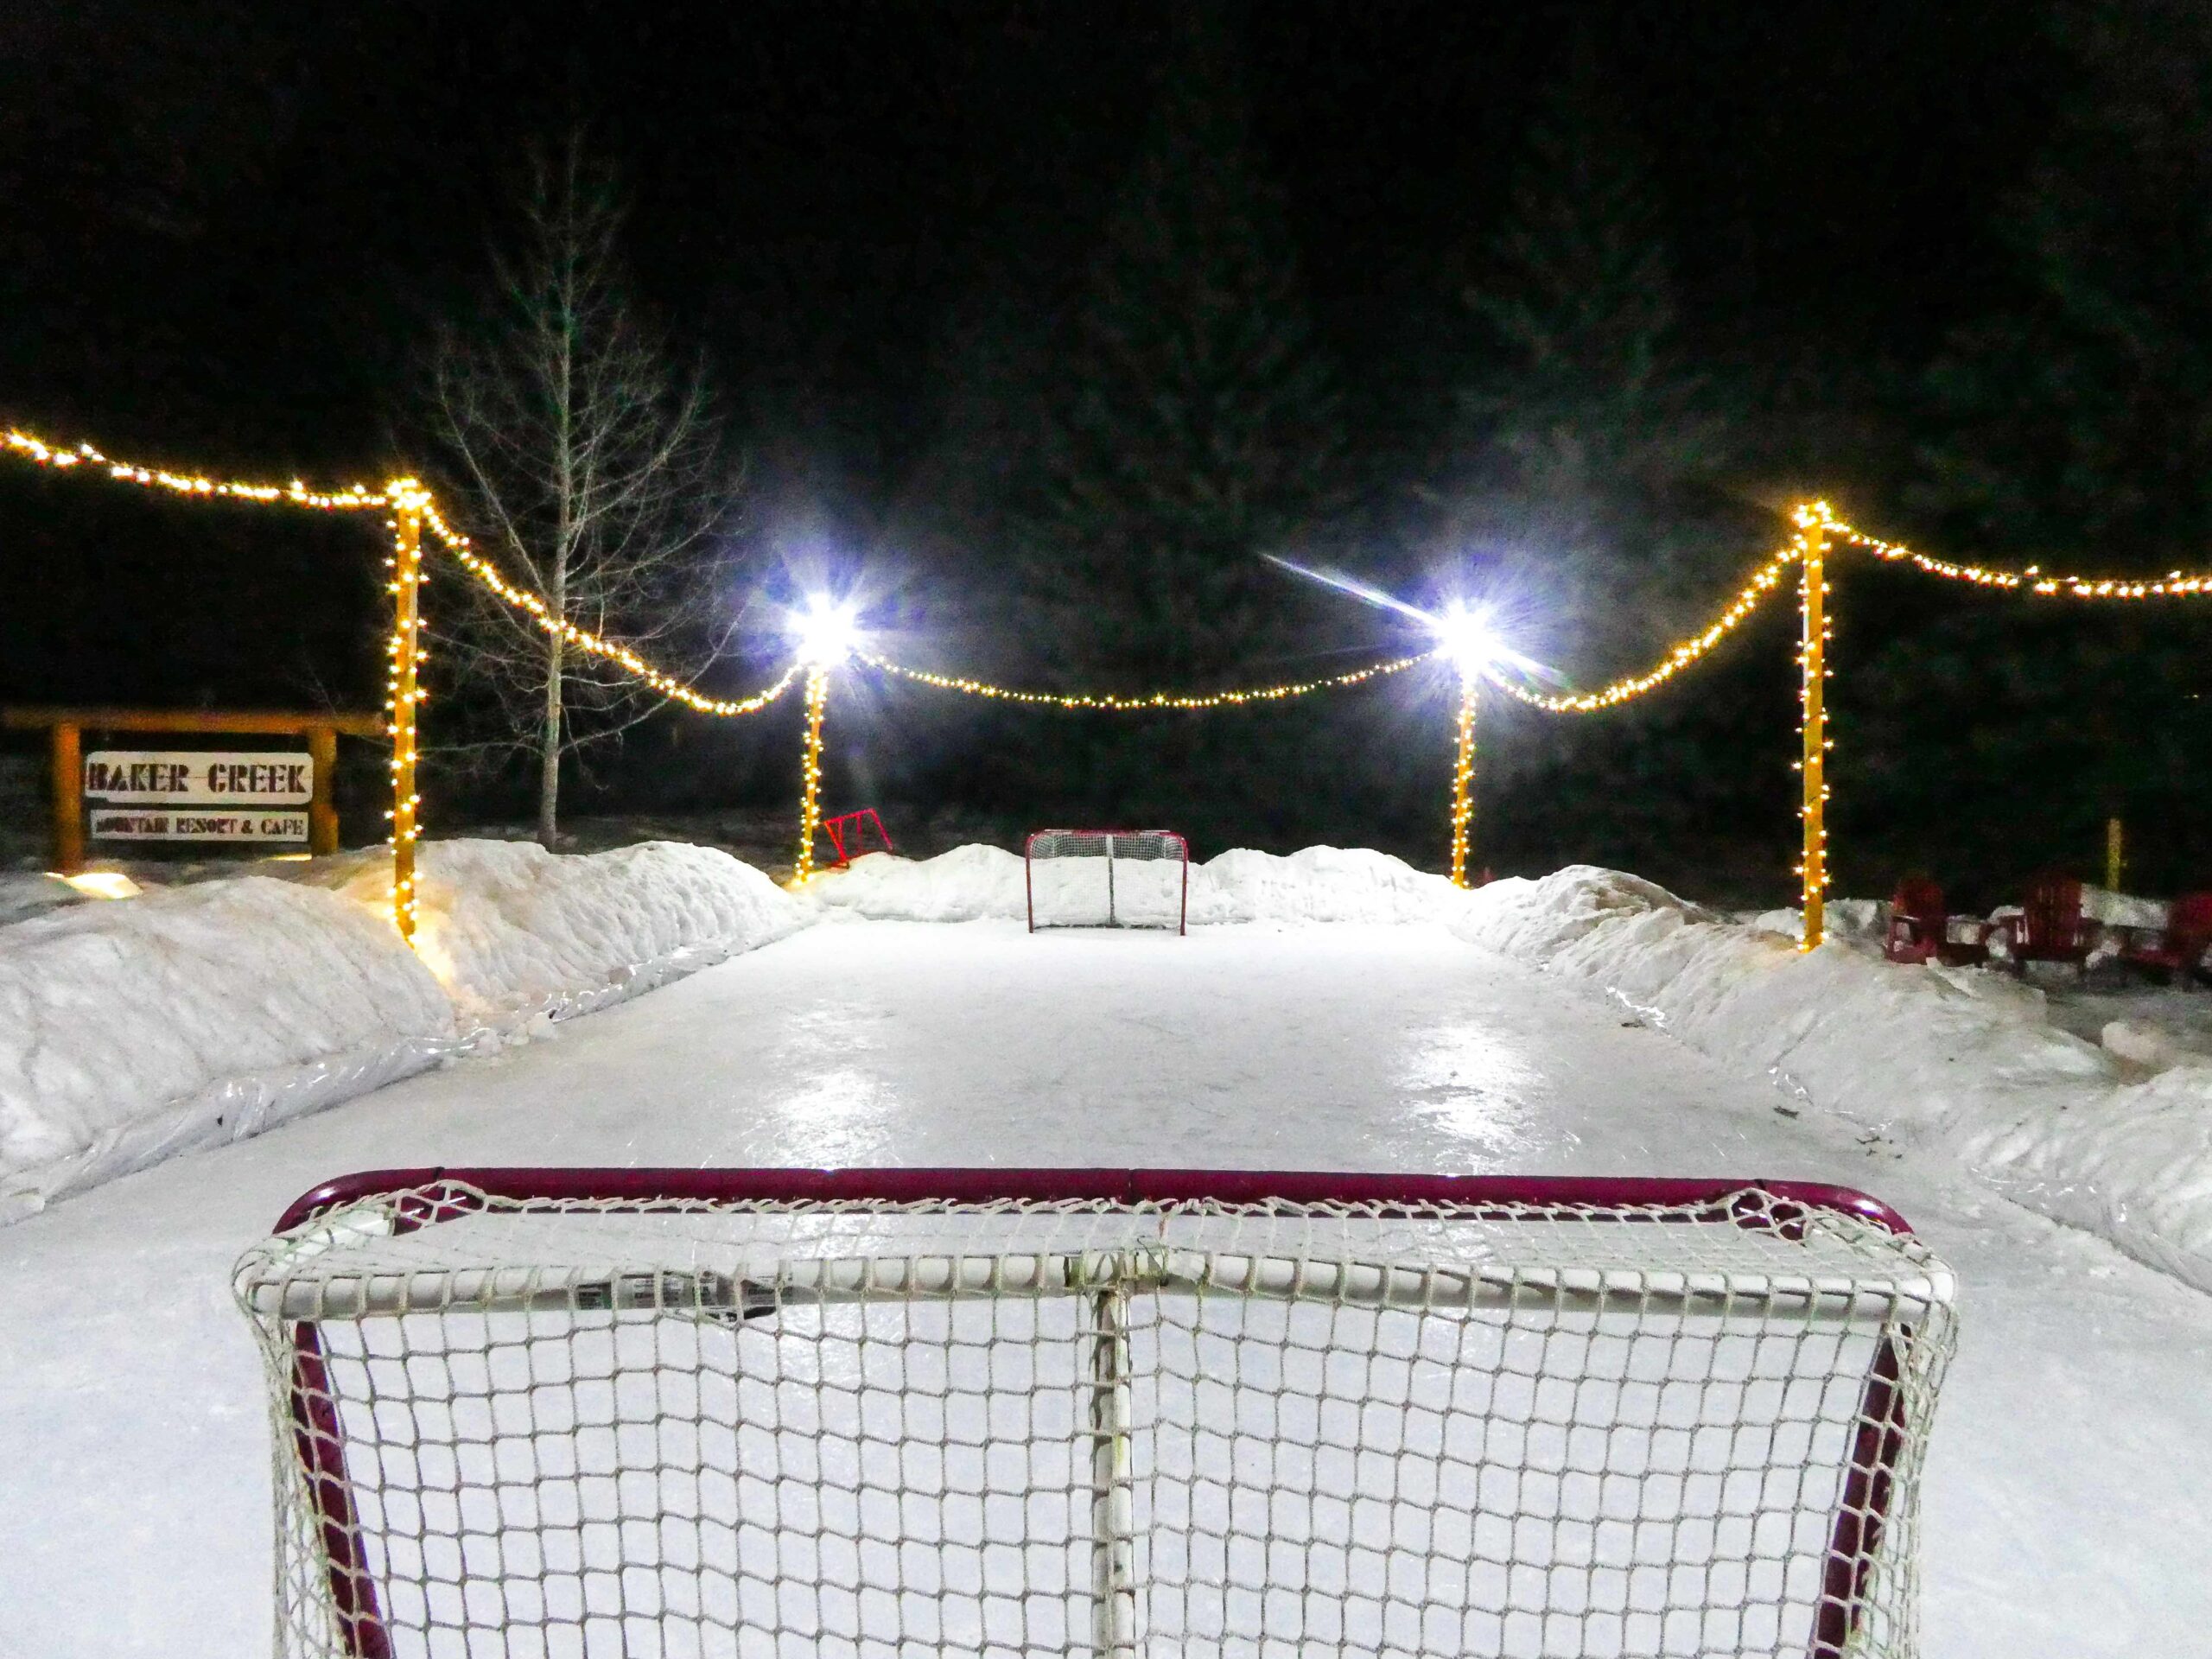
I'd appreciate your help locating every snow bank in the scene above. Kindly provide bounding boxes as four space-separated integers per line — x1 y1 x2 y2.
316 839 817 1026
0 878 456 1221
0 839 817 1221
1455 867 2212 1293
809 843 1461 927
1190 846 1461 925
806 844 1028 923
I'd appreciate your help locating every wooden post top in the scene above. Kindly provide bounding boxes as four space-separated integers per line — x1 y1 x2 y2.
1 708 384 737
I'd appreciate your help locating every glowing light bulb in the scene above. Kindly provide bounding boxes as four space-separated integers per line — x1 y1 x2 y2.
792 598 860 669
1433 602 1500 674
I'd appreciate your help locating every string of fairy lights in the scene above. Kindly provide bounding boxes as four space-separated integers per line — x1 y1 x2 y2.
1480 535 1808 714
1449 676 1478 890
12 420 2212 948
410 490 803 719
793 669 832 884
4 428 798 935
385 497 426 936
857 649 1436 711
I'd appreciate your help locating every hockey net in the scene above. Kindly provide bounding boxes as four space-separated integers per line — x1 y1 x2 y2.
237 1169 1955 1659
1026 830 1189 934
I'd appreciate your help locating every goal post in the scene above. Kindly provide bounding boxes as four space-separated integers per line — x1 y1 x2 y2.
1026 830 1189 935
240 1167 1955 1659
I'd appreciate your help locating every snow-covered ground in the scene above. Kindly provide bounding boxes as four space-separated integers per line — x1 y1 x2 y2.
1456 867 2212 1295
20 836 2212 1298
0 840 811 1219
809 838 1455 925
2 915 2209 1656
0 876 454 1224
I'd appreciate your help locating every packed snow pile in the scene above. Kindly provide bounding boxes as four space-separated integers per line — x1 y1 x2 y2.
0 877 455 1222
315 839 817 1025
1190 846 1461 925
0 840 818 1220
806 844 1028 923
1455 866 2212 1294
809 843 1461 926
1743 896 1885 947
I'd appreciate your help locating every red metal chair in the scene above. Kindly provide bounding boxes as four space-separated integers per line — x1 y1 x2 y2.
2121 891 2212 986
1993 872 2093 975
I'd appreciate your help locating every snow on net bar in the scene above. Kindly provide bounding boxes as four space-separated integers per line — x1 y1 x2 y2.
238 1170 1956 1659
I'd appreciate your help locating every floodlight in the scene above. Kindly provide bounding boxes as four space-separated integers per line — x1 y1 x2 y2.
792 599 860 669
1433 602 1499 673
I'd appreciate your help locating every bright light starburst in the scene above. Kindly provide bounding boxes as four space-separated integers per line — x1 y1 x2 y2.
791 597 861 669
1262 555 1547 683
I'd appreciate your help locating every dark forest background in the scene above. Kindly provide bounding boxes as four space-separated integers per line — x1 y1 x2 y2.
3 0 2210 906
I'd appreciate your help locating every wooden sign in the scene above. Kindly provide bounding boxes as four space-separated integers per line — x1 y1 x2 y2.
1 708 380 872
84 750 313 807
83 748 313 842
87 808 312 842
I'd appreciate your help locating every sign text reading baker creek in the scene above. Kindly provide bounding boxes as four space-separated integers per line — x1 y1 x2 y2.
84 750 312 842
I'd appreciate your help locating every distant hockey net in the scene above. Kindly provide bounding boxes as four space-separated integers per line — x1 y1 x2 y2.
238 1169 1955 1659
1026 830 1189 934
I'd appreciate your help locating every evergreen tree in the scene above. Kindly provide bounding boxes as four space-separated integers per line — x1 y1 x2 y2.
1020 0 1350 691
1442 34 1736 680
1918 0 2212 556
992 2 1363 849
1883 0 2212 893
1421 37 1801 893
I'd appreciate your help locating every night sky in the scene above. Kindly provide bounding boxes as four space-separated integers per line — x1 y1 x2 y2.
0 2 2116 891
0 2 2043 466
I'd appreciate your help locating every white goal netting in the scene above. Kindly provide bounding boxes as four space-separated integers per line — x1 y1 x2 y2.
237 1179 1955 1659
1026 830 1188 934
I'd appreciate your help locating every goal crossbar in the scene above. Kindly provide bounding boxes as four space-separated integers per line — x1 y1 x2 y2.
270 1164 1927 1229
242 1168 1955 1659
247 1246 1946 1326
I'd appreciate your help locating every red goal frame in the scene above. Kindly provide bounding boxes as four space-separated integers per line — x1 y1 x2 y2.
1024 828 1190 935
268 1167 1931 1659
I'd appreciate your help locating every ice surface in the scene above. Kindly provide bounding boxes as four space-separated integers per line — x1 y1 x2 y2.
1 920 2208 1656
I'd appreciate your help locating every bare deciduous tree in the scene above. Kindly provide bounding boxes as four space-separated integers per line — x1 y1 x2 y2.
425 133 741 846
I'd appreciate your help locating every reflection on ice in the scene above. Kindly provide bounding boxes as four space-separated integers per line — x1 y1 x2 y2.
1400 1023 1546 1155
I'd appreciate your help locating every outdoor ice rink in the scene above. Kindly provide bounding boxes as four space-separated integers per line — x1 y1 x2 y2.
4 918 2210 1656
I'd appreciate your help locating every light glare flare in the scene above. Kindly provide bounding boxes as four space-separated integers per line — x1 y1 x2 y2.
1434 603 1498 673
1263 553 1549 684
59 871 142 899
791 598 861 669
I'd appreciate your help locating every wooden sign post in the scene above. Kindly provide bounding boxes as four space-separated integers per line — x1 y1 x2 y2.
1 708 382 873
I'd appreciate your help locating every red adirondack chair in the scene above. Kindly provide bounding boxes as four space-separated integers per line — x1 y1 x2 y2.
1993 872 2094 974
2121 891 2212 986
1884 878 1947 964
1884 877 1988 967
